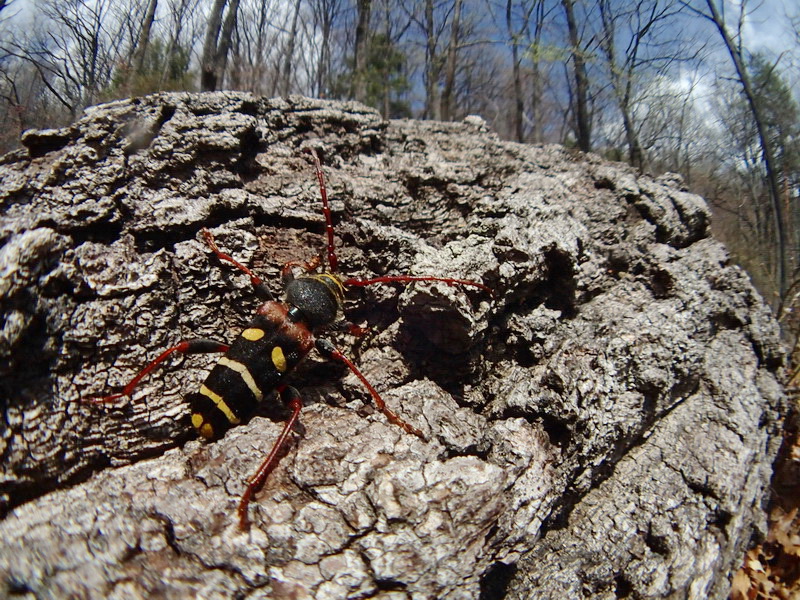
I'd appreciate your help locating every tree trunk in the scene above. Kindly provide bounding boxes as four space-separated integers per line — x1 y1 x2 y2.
201 0 227 91
252 0 269 93
280 0 302 96
132 0 158 75
529 1 547 143
704 0 788 298
440 0 463 121
200 0 240 91
159 0 190 87
216 0 241 88
562 0 591 152
597 0 648 171
352 0 372 103
424 0 439 120
506 0 524 142
315 3 333 97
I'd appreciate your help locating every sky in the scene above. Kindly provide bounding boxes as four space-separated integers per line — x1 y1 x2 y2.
737 0 797 56
2 0 797 104
4 0 797 55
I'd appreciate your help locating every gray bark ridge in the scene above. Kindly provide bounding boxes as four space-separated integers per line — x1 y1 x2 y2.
0 92 786 599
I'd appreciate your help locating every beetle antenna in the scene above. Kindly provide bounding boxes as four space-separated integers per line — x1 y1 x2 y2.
305 148 339 273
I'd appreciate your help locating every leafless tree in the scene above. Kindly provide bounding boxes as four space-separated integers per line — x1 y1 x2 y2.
500 0 550 142
681 0 788 300
0 57 38 148
639 72 710 183
453 37 505 124
439 0 462 120
597 0 690 170
201 0 242 91
158 0 204 89
228 0 285 94
278 0 304 95
308 0 345 97
3 0 137 115
505 0 532 141
562 0 591 151
407 0 450 119
352 0 372 102
131 0 158 75
404 0 483 120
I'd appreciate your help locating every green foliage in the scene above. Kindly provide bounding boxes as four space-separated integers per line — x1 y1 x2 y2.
104 37 195 100
364 34 411 116
526 42 596 65
710 52 800 310
526 42 570 63
334 33 411 118
748 53 800 178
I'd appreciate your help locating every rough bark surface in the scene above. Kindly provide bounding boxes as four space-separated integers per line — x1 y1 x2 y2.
0 93 786 599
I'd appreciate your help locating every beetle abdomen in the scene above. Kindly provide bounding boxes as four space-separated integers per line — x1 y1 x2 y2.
189 302 314 440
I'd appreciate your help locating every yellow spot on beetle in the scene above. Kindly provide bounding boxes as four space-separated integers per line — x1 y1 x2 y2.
242 328 265 341
191 413 204 429
200 423 215 439
272 346 288 372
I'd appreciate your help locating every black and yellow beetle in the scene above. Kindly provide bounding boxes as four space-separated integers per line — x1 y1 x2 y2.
89 148 491 529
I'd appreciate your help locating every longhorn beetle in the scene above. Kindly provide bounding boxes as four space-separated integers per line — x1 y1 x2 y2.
88 148 491 530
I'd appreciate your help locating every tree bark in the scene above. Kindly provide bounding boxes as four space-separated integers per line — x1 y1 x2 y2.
0 92 785 600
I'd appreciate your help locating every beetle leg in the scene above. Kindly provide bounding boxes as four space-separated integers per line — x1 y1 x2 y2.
315 338 424 439
85 338 230 404
238 385 303 531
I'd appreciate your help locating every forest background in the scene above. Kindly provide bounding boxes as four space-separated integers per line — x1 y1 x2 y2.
0 0 798 365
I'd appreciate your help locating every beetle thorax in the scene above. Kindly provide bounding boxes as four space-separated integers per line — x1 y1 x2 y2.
284 273 344 329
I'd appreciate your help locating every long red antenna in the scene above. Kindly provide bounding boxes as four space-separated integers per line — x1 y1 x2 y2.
345 275 493 295
201 229 264 288
304 149 493 297
306 148 338 272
